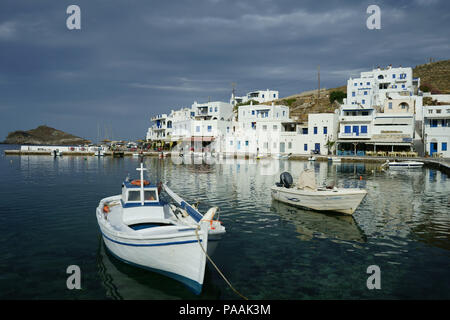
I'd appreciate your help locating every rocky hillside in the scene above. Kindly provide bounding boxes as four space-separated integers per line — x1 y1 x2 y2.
413 59 450 94
3 125 91 145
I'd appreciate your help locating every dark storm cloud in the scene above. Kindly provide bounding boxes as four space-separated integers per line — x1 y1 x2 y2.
0 0 449 140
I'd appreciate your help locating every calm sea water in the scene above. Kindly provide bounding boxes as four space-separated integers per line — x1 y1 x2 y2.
0 144 449 300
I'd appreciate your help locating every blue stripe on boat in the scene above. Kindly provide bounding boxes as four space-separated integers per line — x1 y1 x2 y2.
180 201 203 222
101 230 201 247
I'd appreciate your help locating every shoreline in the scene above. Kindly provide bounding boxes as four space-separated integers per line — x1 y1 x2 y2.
4 149 449 175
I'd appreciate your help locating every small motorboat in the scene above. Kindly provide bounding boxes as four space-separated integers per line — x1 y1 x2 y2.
381 160 424 169
53 149 62 157
96 162 225 294
308 156 316 161
328 157 341 162
271 170 367 215
273 153 292 160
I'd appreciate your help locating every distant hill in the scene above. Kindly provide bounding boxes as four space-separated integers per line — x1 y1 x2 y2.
3 125 91 145
262 59 450 122
413 59 450 94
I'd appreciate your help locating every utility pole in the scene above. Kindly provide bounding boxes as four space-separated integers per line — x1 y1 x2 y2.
317 65 320 105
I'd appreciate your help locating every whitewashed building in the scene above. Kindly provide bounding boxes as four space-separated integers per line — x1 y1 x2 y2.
224 102 338 156
423 105 450 157
345 65 419 108
231 89 279 106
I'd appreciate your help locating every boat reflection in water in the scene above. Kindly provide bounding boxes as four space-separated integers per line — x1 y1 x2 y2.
271 200 366 243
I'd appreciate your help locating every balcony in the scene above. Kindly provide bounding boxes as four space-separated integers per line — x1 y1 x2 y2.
338 132 371 139
339 116 373 123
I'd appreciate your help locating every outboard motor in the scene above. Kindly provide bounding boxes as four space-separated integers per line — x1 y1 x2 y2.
279 172 293 188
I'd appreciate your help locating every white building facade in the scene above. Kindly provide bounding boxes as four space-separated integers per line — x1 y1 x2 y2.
423 105 450 157
231 89 279 106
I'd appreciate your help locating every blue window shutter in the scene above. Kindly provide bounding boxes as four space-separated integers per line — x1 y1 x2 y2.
442 142 447 151
304 144 308 151
345 126 351 133
314 127 317 134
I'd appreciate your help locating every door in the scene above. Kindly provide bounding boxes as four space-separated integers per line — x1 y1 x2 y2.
279 142 285 153
353 125 359 136
315 143 320 154
430 142 437 156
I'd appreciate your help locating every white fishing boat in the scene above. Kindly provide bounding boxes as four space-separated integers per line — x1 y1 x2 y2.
271 170 367 215
52 149 62 157
96 162 225 294
308 156 316 161
272 153 292 160
328 156 341 162
382 160 424 169
95 148 105 157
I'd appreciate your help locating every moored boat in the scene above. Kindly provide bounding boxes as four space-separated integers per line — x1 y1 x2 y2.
96 162 225 294
271 170 367 215
382 160 424 169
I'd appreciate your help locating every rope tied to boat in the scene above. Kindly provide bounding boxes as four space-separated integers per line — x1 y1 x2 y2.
194 227 248 300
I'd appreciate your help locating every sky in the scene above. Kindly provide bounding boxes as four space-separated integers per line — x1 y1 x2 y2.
0 0 449 142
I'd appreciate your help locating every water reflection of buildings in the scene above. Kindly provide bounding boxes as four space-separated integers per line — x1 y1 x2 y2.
271 201 366 243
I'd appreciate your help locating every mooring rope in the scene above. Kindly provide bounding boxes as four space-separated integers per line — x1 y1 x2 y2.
195 228 248 300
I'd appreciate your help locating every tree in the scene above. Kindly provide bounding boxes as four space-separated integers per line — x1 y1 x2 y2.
325 138 336 155
329 91 346 104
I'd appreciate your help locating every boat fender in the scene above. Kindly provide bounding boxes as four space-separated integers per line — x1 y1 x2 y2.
103 204 110 214
201 207 218 222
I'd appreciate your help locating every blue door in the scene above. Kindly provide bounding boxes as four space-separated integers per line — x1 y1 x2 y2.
352 126 359 136
430 142 437 156
315 143 320 153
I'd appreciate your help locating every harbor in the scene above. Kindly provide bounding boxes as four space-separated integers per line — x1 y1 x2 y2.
1 144 449 299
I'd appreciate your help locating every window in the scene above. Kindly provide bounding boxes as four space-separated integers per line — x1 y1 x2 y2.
128 191 141 202
245 141 249 146
304 144 308 151
361 125 368 134
344 126 351 133
273 94 276 98
273 125 278 130
442 143 447 151
190 112 195 117
366 82 370 85
196 126 200 132
354 83 357 86
207 125 212 132
362 99 365 104
313 127 318 134
431 120 438 127
214 107 218 112
227 127 230 133
402 84 405 88
364 91 367 95
302 128 308 134
209 107 212 112
262 125 267 131
282 111 285 117
288 142 292 149
252 110 255 115
262 94 264 98
436 109 441 114
392 74 396 79
323 127 327 134
144 190 157 202
352 92 355 97
388 102 393 109
362 111 369 116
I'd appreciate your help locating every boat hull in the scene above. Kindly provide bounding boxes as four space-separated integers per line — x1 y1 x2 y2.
97 216 208 294
388 162 423 169
271 186 367 215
